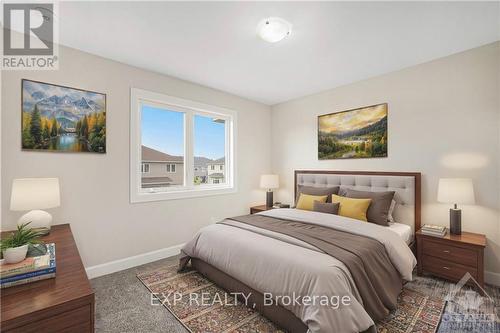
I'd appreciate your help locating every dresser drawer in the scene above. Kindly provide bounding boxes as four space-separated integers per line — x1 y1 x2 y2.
7 305 91 333
422 255 477 282
422 238 477 267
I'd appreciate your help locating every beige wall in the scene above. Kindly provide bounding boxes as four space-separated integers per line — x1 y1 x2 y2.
1 45 272 267
271 42 500 279
1 40 499 282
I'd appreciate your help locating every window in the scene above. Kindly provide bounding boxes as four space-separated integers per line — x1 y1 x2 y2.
130 88 236 202
194 114 226 185
140 105 184 189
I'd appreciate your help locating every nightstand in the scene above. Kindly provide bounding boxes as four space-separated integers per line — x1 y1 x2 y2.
416 230 486 287
250 205 273 214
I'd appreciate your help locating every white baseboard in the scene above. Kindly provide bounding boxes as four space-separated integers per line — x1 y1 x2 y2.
85 243 185 279
485 270 500 287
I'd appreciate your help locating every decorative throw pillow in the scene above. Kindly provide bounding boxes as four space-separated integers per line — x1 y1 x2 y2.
313 202 340 215
338 186 349 196
296 194 328 211
332 194 372 222
295 185 339 204
344 189 395 226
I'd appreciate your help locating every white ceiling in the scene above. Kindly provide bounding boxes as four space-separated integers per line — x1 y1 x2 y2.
59 2 499 105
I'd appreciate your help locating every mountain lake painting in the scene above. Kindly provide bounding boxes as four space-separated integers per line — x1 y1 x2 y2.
22 79 106 153
318 103 387 159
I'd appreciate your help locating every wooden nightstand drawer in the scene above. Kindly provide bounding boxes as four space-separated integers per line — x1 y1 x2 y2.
422 255 477 282
416 230 486 287
422 239 477 267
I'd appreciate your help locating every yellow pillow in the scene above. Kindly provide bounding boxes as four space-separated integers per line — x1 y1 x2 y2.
332 194 372 221
296 193 328 211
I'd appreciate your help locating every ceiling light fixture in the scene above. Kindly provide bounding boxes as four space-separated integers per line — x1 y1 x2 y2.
257 17 292 43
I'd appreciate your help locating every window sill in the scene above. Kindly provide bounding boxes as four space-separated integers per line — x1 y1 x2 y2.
131 185 237 203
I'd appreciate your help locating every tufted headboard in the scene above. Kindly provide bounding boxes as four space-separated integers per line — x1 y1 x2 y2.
294 170 421 235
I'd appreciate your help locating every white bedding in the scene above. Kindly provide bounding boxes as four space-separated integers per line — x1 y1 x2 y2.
182 208 417 333
387 222 413 245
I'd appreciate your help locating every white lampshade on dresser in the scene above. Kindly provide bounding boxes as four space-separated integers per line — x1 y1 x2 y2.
10 178 60 234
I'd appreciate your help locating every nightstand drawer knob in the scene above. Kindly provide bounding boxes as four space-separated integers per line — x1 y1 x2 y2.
443 250 450 253
443 266 450 270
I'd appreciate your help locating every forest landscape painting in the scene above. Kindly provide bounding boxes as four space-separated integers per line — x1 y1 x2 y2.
318 103 387 159
22 79 106 153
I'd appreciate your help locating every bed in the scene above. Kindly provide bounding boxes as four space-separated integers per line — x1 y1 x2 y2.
180 170 421 333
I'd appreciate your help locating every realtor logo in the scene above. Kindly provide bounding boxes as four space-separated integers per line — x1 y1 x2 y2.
441 273 498 331
2 2 58 69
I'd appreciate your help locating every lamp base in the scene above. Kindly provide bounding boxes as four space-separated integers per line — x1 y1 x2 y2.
266 191 274 208
17 210 52 235
449 208 461 235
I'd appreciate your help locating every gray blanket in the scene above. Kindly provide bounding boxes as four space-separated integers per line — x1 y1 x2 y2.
225 214 402 321
180 208 416 332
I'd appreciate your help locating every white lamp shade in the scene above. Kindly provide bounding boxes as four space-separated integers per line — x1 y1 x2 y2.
260 174 279 190
10 178 60 211
257 17 292 43
437 178 475 205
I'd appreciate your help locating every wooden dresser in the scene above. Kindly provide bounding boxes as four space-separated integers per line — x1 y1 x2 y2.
416 229 486 287
1 224 94 332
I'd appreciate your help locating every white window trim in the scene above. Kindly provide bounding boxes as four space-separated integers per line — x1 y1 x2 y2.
130 88 237 203
166 164 176 173
141 163 150 173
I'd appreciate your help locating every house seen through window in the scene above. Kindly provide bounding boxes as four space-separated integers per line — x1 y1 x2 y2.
139 101 228 191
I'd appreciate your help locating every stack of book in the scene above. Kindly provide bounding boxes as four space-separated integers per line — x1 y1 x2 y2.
421 224 447 237
0 243 56 288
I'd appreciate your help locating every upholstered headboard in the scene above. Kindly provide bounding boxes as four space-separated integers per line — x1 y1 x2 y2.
294 170 421 234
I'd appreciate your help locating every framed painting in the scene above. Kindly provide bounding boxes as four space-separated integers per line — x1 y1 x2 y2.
318 103 387 160
22 79 106 153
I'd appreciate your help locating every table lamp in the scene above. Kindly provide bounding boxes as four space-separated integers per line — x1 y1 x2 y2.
10 178 60 234
437 178 475 235
260 174 279 208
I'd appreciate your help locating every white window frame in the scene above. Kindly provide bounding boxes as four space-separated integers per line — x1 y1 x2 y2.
130 88 237 202
166 164 176 173
141 163 150 173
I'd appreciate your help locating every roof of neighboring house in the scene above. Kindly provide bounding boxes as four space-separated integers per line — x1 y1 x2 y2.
142 146 183 162
194 156 212 167
208 173 224 178
141 176 173 184
208 157 225 165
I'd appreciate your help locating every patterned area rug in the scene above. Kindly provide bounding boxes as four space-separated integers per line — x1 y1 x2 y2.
138 265 446 333
377 288 445 333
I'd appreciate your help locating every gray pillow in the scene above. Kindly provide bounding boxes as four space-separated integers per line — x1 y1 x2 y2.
313 202 339 215
296 185 339 204
344 189 395 226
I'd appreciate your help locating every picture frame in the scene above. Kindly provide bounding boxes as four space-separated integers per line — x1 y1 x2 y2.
21 79 106 153
318 103 388 160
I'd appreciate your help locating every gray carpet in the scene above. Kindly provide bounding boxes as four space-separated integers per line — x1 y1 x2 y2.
91 255 187 333
91 256 499 333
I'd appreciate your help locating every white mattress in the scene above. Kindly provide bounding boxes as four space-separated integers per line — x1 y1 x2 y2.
388 222 413 245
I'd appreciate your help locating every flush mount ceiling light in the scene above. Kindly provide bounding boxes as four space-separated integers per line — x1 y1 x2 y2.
257 17 292 43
